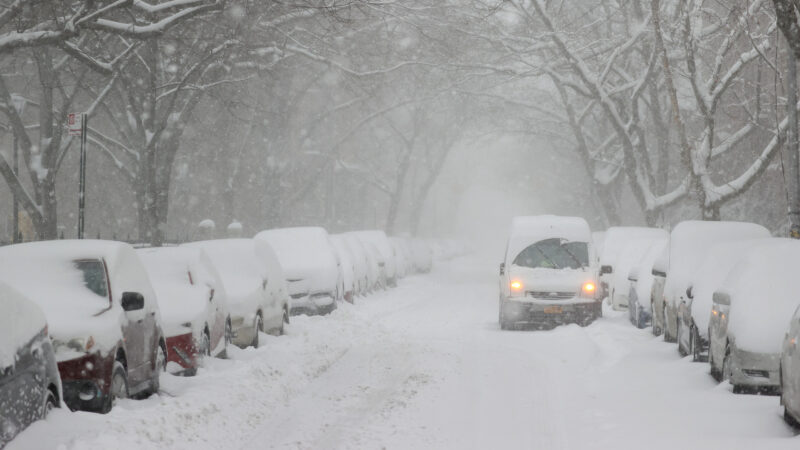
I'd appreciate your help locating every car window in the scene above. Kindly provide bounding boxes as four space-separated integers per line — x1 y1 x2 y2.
74 259 110 299
512 238 588 270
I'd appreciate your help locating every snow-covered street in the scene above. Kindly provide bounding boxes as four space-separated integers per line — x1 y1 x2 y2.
7 256 800 450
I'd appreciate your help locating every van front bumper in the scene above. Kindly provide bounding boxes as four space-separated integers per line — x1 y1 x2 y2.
501 298 602 328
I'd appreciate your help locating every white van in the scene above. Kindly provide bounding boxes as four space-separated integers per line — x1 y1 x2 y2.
498 216 600 329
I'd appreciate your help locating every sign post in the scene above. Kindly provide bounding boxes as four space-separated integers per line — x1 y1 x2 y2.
69 113 88 239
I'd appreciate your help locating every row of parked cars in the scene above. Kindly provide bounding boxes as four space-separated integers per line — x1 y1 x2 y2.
595 220 800 427
0 227 449 447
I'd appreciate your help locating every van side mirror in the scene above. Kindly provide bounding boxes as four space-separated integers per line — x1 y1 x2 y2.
686 286 694 300
712 292 730 306
600 265 612 275
499 262 505 275
121 292 145 311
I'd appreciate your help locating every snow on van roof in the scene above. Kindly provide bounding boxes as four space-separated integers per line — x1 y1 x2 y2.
0 283 47 368
599 227 668 266
664 221 770 304
722 238 800 353
689 238 773 336
0 240 147 348
505 215 591 263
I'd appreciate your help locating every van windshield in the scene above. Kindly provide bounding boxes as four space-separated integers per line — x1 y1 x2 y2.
512 238 589 270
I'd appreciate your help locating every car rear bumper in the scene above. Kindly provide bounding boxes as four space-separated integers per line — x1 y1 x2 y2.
502 299 602 327
165 333 199 376
291 294 337 316
58 351 115 412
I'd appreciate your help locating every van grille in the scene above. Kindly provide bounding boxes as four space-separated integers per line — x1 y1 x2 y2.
527 291 575 300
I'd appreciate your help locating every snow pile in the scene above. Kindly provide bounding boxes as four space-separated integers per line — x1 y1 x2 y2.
505 215 592 264
255 227 339 295
0 283 46 368
723 238 800 353
663 221 770 307
689 238 772 336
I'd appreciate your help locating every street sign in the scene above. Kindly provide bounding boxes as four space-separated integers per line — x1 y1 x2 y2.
68 112 83 136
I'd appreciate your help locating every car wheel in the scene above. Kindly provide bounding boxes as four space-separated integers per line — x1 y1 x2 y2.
252 314 263 348
224 318 232 348
201 331 211 357
691 326 703 362
151 345 166 394
106 361 129 413
42 389 58 418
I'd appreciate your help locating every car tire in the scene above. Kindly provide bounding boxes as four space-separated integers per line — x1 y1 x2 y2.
785 407 800 429
106 361 129 413
42 389 58 418
722 344 735 390
150 344 166 394
201 330 211 357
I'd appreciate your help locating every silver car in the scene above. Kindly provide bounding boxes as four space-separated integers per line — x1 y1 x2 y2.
781 304 800 427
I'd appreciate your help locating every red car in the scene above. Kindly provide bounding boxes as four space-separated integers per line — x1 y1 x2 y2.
0 240 166 413
138 247 231 375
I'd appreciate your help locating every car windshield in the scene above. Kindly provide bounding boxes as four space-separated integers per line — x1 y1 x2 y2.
73 259 109 299
512 238 589 270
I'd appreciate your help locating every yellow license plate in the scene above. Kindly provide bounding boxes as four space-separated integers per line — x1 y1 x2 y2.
543 306 563 314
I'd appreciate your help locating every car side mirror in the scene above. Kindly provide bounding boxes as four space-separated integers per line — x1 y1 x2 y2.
121 292 145 311
686 286 694 300
499 262 505 275
712 292 730 306
600 265 612 275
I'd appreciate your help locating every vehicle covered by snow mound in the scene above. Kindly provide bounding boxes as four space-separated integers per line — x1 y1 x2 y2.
184 239 287 348
709 239 800 392
0 240 165 413
598 227 667 307
0 283 61 447
255 227 340 316
353 230 397 287
662 221 770 343
329 234 357 303
627 239 667 329
611 236 666 312
677 238 772 360
138 247 230 374
499 215 600 329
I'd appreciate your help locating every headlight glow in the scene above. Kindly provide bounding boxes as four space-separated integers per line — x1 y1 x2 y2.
510 280 523 292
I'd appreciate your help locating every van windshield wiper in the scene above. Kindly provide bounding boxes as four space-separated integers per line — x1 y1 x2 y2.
560 239 586 270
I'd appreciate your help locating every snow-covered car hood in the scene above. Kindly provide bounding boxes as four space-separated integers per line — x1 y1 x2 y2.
508 266 595 294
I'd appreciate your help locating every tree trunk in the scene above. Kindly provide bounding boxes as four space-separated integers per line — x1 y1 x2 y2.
786 43 800 237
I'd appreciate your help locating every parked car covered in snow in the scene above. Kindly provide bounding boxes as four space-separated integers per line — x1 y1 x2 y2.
0 284 61 446
138 247 231 375
610 236 666 312
649 244 669 336
662 221 770 343
0 240 166 413
255 227 340 316
329 234 357 303
498 215 600 330
184 239 288 348
676 239 770 361
390 236 412 279
353 230 397 287
626 239 668 329
781 303 800 426
339 233 371 296
708 239 800 393
598 227 667 310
